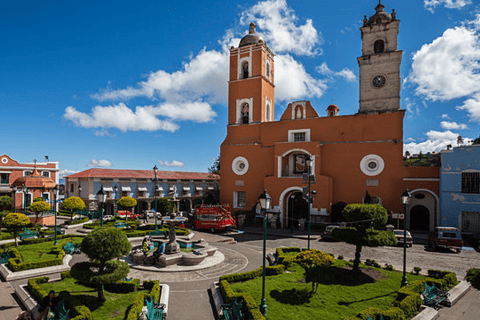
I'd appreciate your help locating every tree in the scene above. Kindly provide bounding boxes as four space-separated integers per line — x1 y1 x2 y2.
332 204 396 271
60 196 86 221
330 201 347 223
155 197 172 215
405 151 410 158
294 249 336 293
72 227 131 301
0 196 13 211
33 197 43 202
117 196 137 221
208 155 220 175
457 135 464 146
3 212 30 246
29 200 50 224
474 136 480 145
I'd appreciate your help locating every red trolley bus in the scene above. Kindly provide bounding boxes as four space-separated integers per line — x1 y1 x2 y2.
189 204 236 233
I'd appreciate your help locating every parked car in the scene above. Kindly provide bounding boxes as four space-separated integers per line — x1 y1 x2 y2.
103 215 113 221
145 210 156 218
393 229 413 247
118 211 141 220
322 225 339 240
428 226 464 253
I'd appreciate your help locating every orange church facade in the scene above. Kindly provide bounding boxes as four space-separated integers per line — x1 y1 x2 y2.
220 4 440 232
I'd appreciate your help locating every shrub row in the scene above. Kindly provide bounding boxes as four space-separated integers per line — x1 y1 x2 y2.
275 247 303 268
219 280 264 320
125 280 161 320
8 256 63 272
64 217 89 225
27 276 92 320
105 278 141 293
466 268 480 290
219 265 285 283
349 269 457 320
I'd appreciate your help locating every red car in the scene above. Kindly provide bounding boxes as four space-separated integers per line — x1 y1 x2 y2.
118 211 141 220
428 227 464 253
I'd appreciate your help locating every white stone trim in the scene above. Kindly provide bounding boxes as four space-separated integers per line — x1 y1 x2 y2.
238 53 252 80
232 156 249 176
278 187 303 228
291 101 307 119
360 154 385 176
264 97 272 122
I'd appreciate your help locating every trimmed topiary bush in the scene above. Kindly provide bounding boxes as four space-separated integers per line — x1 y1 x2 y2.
466 268 480 290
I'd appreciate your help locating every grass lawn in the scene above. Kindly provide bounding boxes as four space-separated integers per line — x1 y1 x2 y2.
15 237 84 264
230 260 432 320
38 277 147 320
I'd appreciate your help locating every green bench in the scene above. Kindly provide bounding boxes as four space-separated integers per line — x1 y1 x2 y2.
367 315 384 320
19 230 40 240
46 299 70 320
63 241 81 254
145 296 164 320
149 229 166 237
221 299 244 320
0 248 10 264
115 222 128 228
422 282 450 308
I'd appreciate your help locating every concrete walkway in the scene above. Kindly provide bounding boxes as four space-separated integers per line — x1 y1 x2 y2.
0 280 23 320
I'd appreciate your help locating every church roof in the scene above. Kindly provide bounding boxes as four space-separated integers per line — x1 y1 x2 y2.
64 168 218 181
239 22 264 47
363 1 396 27
327 104 339 111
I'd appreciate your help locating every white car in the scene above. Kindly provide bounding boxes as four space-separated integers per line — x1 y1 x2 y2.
103 215 113 221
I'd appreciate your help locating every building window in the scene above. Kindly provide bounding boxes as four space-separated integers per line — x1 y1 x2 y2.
288 129 310 143
42 171 50 177
242 104 250 124
293 154 308 174
242 62 249 79
70 184 74 193
293 132 306 142
24 171 32 176
461 211 480 233
462 172 480 194
232 157 249 176
0 173 9 184
234 191 246 208
374 40 384 53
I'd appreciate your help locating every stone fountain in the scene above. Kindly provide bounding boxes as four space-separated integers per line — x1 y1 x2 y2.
162 185 187 254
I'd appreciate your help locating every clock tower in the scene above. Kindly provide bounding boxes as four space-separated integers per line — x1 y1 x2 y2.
358 1 402 114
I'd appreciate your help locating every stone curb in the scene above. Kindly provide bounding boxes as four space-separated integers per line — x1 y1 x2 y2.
159 284 170 318
0 254 72 281
210 281 224 319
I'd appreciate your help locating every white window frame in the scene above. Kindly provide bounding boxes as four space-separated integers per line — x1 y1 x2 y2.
265 97 272 122
42 171 51 178
233 191 246 209
288 129 310 143
236 98 253 124
238 57 252 80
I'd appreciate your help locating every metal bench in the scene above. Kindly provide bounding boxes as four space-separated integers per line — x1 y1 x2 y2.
145 297 164 320
367 315 384 320
46 299 70 320
221 299 244 320
63 241 81 254
19 230 40 240
115 222 128 228
422 282 451 308
0 248 10 264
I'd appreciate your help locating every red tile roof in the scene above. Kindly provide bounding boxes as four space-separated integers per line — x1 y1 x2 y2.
64 168 219 180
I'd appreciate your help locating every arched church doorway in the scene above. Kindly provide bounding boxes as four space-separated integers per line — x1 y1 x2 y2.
286 191 308 230
410 205 430 231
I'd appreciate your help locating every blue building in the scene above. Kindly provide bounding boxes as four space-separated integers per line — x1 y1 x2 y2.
440 145 480 236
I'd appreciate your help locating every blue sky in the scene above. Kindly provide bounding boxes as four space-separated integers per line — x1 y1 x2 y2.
1 0 480 178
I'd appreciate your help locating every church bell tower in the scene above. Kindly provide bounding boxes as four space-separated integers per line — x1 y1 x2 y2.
228 22 275 125
358 1 402 114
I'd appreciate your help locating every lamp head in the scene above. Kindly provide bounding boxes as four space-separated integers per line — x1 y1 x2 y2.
305 155 312 167
401 189 411 206
258 189 271 210
153 165 158 174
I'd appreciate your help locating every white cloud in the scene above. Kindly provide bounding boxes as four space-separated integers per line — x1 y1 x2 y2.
86 159 112 168
240 0 321 56
424 0 471 13
403 130 470 154
158 160 185 167
59 169 79 178
408 24 480 102
456 93 480 123
64 104 180 132
441 113 449 119
275 55 328 101
440 121 468 130
94 129 116 137
315 62 356 82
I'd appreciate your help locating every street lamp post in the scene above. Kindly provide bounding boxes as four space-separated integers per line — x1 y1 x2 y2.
53 184 59 245
290 194 295 233
401 189 411 287
12 186 17 213
22 185 28 215
97 187 106 227
153 165 158 231
114 185 118 218
258 189 271 316
305 155 313 250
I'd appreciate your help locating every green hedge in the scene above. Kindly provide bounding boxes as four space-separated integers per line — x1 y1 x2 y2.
125 280 161 320
275 247 304 268
466 268 480 290
219 265 285 283
104 279 140 293
65 217 89 225
427 269 458 288
219 280 264 320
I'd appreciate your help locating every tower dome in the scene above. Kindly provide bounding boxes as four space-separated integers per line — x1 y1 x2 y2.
239 22 264 47
363 1 396 27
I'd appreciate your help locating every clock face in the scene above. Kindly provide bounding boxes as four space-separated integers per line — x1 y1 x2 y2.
372 75 386 88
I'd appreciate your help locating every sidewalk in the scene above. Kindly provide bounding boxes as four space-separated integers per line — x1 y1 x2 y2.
233 225 322 240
